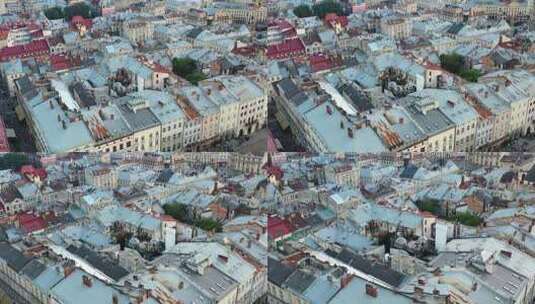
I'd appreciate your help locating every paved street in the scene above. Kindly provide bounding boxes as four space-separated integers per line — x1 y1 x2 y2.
267 97 305 152
0 83 36 152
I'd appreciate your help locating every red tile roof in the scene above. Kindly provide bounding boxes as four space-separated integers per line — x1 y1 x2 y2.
18 213 47 234
269 19 297 38
268 215 294 239
0 39 49 61
265 165 284 180
309 53 334 72
266 38 305 59
325 13 348 28
50 54 77 71
232 45 256 56
71 16 92 30
20 165 47 180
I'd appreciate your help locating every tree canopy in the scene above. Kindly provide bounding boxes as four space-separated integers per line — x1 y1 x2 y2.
312 0 344 19
172 57 207 85
44 3 95 21
293 1 345 19
448 212 482 227
293 4 313 18
164 202 222 232
0 153 32 171
440 53 481 83
163 203 189 223
44 6 64 20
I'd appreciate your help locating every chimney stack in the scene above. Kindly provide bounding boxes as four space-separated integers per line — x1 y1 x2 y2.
365 283 378 297
347 127 353 138
326 105 332 115
112 294 119 304
82 275 93 288
63 263 74 278
340 275 353 289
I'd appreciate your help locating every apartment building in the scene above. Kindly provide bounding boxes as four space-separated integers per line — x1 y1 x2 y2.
380 17 412 40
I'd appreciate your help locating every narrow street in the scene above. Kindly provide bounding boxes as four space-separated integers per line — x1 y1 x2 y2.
0 82 36 152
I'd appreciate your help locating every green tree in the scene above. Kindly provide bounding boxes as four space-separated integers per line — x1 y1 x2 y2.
459 69 481 82
44 6 65 20
163 203 189 223
194 217 222 232
418 199 440 215
172 58 207 85
185 71 207 85
449 212 482 227
0 153 32 171
64 2 93 20
440 53 465 74
293 4 313 18
440 53 482 82
312 0 344 19
172 58 198 77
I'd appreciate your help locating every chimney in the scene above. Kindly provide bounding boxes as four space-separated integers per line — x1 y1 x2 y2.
82 275 93 288
218 254 229 263
365 283 378 297
340 275 353 289
62 120 67 129
207 88 211 95
472 282 478 291
347 127 353 138
57 114 61 121
326 105 332 115
399 117 404 124
49 100 54 109
447 100 455 107
63 263 74 278
340 121 344 129
495 85 499 92
247 239 252 248
112 294 119 304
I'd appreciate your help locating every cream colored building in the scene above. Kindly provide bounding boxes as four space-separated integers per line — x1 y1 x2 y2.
84 166 118 189
325 164 360 188
121 19 154 45
214 5 267 24
380 17 412 40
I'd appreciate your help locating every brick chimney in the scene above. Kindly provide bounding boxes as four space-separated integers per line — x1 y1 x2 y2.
340 274 353 289
63 263 74 278
365 283 378 297
82 275 93 288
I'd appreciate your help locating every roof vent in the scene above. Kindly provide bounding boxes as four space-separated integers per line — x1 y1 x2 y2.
365 283 378 297
82 275 93 288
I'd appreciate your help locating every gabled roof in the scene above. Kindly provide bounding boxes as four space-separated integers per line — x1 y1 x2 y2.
268 257 295 286
0 243 32 272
